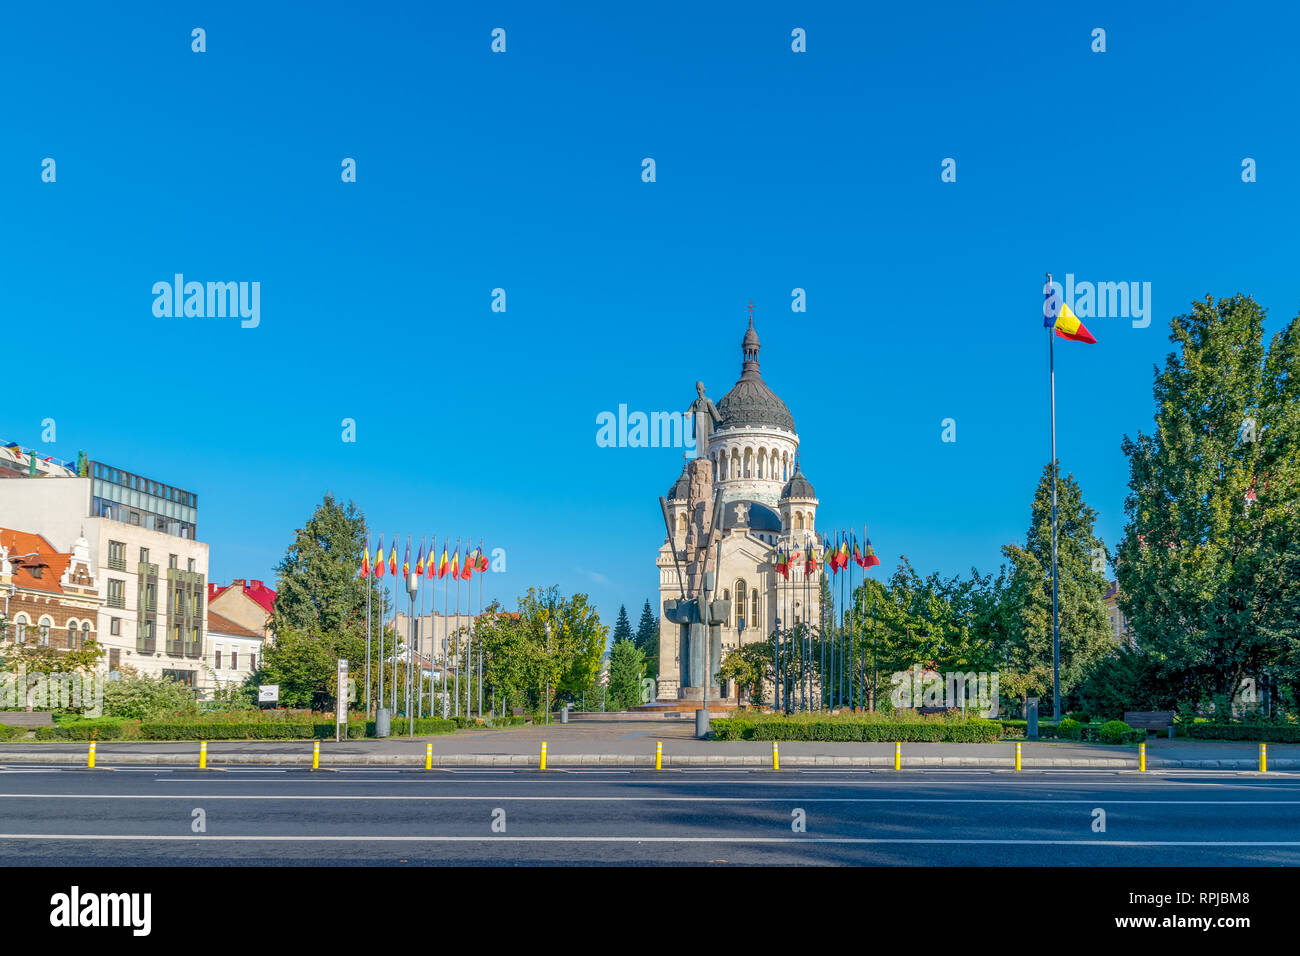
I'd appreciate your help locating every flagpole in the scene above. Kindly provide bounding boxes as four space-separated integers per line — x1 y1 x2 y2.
442 537 449 718
454 538 461 719
478 541 485 717
377 542 385 713
364 532 371 720
1049 293 1062 721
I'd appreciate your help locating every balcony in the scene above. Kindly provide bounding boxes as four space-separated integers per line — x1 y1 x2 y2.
107 594 125 609
136 637 156 655
107 556 127 572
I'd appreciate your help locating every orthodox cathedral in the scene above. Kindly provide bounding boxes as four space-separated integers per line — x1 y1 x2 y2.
655 314 822 702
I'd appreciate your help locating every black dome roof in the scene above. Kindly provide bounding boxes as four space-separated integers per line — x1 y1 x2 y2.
716 314 795 433
719 500 782 533
780 464 816 499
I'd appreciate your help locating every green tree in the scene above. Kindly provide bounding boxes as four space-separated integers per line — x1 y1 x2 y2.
257 625 368 709
999 464 1113 707
269 493 376 637
606 638 645 710
1117 295 1300 711
612 604 632 645
717 640 771 703
102 669 200 720
634 599 659 679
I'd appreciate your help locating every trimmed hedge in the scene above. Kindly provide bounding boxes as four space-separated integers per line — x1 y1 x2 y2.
711 714 1002 743
0 724 27 741
1183 723 1300 743
999 719 1143 744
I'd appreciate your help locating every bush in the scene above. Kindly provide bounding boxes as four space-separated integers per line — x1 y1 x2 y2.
1056 718 1083 740
0 724 26 741
710 713 1002 743
1183 723 1300 743
1066 711 1090 724
103 673 199 721
1099 720 1131 745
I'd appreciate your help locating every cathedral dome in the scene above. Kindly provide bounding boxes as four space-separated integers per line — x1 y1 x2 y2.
716 312 796 433
719 499 783 533
667 458 691 500
780 464 816 500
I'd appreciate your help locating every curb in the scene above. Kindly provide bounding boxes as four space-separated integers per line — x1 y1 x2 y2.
1 751 1296 770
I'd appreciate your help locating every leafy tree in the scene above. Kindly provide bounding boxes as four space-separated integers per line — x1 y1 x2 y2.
606 638 645 710
717 640 771 703
999 464 1113 709
257 624 369 709
634 599 659 679
1 637 104 676
1117 295 1300 710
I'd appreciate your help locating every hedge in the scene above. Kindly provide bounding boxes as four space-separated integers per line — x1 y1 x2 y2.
0 724 26 741
1182 723 1300 743
711 715 1003 743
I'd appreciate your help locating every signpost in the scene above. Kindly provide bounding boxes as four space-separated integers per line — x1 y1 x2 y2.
258 685 279 708
336 660 348 742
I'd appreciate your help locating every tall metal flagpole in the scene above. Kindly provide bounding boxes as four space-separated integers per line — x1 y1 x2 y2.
466 546 473 719
364 532 371 720
441 536 450 718
377 537 385 713
454 538 461 719
773 547 780 712
1048 273 1062 721
478 541 485 717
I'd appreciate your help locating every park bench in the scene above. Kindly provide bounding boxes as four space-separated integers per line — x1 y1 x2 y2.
0 711 55 727
1124 711 1175 734
510 706 531 724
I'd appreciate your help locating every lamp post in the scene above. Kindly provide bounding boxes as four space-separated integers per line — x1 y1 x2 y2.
544 620 552 726
406 572 418 736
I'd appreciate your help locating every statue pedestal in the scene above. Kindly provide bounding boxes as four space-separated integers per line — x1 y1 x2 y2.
678 685 721 701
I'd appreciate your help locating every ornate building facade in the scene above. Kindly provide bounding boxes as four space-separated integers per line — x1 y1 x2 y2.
655 315 822 703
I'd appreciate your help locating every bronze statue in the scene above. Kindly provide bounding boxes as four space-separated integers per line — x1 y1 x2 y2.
686 381 721 459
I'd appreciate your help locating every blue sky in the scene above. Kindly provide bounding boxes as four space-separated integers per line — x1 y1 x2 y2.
4 1 1298 627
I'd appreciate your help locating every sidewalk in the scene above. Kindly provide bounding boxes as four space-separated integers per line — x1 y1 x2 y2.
0 721 1292 769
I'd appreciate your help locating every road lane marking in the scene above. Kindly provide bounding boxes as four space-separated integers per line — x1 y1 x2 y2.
0 833 1297 846
6 793 1300 804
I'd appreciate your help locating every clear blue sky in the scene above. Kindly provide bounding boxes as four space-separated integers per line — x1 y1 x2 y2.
4 1 1298 626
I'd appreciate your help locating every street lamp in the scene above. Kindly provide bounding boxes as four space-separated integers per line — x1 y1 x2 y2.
544 620 552 725
406 572 418 737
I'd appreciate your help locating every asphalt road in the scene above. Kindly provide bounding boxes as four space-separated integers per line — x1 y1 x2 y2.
2 765 1299 865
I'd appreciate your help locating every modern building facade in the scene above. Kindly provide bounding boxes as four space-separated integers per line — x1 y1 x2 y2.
0 446 210 689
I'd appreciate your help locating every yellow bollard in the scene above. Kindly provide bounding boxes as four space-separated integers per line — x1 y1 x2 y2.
425 742 433 770
199 740 207 770
1015 741 1022 771
1139 741 1146 773
894 741 901 771
1260 742 1267 773
87 741 96 769
540 741 547 771
772 741 780 771
312 740 320 771
655 741 662 771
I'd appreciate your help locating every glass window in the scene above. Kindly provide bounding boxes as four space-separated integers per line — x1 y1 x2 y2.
231 651 238 670
215 650 222 669
67 623 77 647
111 617 121 636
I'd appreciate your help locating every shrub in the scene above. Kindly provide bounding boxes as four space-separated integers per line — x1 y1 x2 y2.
1057 718 1083 740
103 673 199 721
1066 711 1090 724
0 724 26 741
1099 720 1131 745
710 713 1002 743
1183 723 1300 743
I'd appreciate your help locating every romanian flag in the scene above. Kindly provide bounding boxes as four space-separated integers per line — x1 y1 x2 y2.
388 537 398 577
402 539 410 578
1044 281 1097 344
852 534 864 569
415 541 425 578
824 534 838 574
437 543 449 579
477 542 489 572
862 535 881 569
789 546 802 572
837 534 850 570
805 545 818 576
359 538 370 578
449 544 460 581
775 547 788 579
426 538 437 579
374 536 385 579
461 548 475 581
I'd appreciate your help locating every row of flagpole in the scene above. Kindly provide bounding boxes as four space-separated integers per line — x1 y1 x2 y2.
358 534 490 721
769 527 880 712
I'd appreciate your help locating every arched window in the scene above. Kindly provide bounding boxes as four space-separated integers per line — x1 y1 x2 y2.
751 588 759 628
38 616 53 645
67 622 78 648
82 622 91 646
734 579 746 630
14 615 28 643
678 513 687 533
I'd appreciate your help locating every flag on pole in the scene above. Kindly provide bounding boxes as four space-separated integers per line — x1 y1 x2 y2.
437 542 449 579
461 547 474 581
775 547 789 579
415 540 425 577
374 536 385 579
425 537 437 579
449 543 460 581
402 538 411 578
388 537 398 577
837 533 850 571
1044 281 1097 344
789 545 803 571
806 543 819 576
862 534 881 569
360 538 370 578
476 542 489 572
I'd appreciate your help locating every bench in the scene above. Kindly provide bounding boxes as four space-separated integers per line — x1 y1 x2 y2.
0 711 56 727
510 707 531 724
1124 711 1175 733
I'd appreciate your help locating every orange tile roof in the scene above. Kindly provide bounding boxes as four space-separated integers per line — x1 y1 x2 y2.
0 528 72 594
206 610 264 640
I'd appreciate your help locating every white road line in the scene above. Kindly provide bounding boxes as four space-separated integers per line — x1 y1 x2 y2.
4 793 1300 804
0 833 1296 846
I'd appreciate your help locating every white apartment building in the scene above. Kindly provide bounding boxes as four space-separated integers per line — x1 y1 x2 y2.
0 450 211 690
